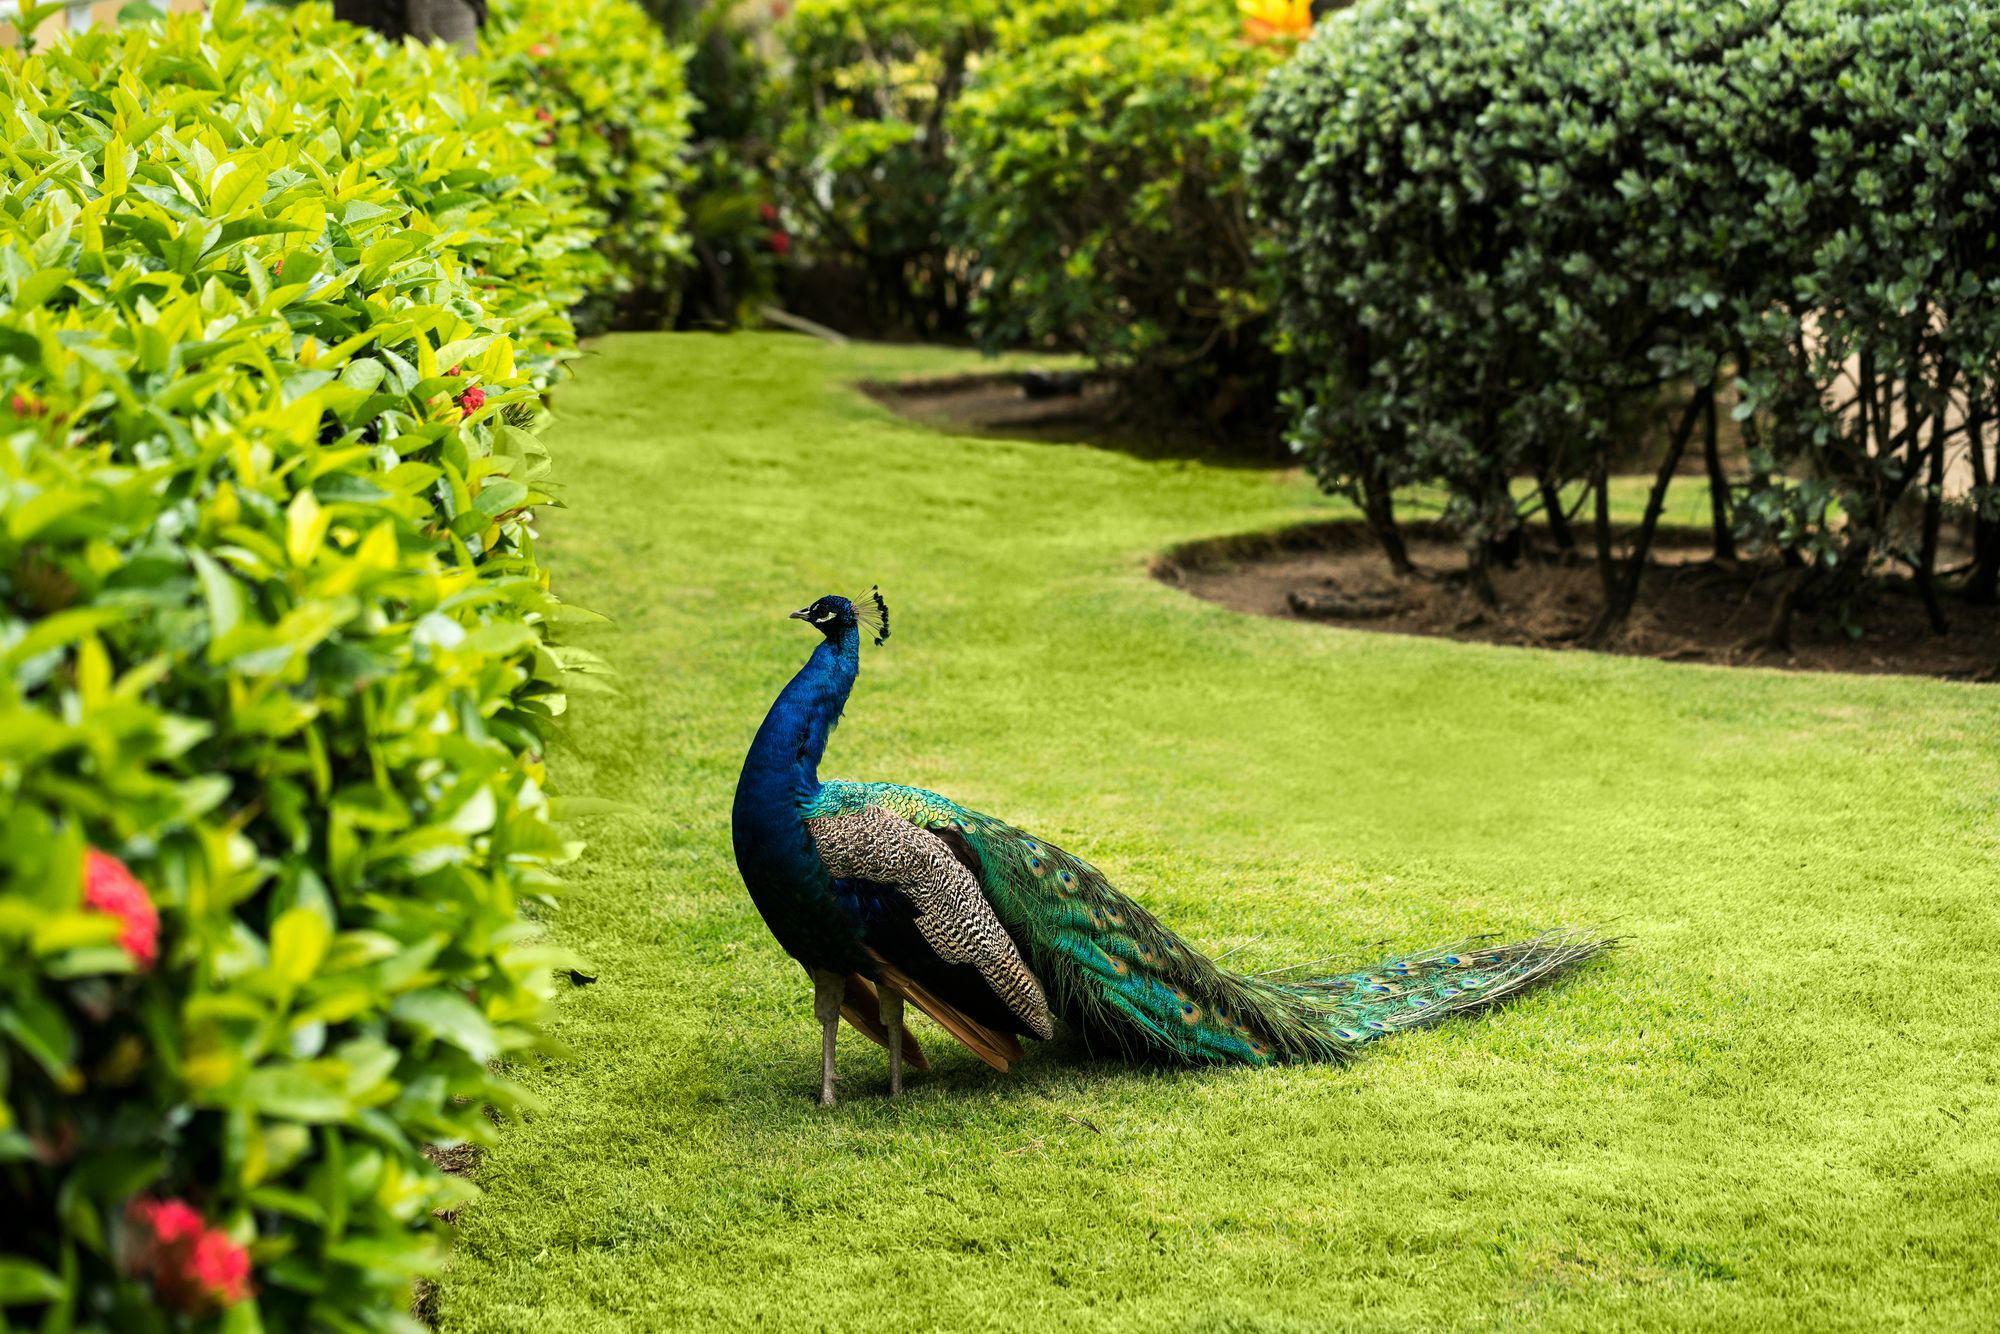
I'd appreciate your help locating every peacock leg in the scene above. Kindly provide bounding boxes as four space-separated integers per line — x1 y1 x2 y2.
881 987 905 1097
811 969 843 1107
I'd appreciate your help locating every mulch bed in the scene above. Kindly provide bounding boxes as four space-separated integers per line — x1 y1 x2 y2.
1154 520 2000 682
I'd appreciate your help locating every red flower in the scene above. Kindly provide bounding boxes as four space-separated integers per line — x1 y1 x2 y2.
446 364 461 377
534 107 553 124
458 385 486 418
529 41 552 57
769 230 791 257
135 1198 203 1246
759 202 778 224
189 1232 253 1306
84 849 158 970
125 1198 254 1314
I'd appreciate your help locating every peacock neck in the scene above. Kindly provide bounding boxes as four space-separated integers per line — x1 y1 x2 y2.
745 629 858 803
732 626 871 973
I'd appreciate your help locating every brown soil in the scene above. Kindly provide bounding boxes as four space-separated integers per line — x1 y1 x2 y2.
859 372 1121 444
860 371 1287 461
1155 520 2000 682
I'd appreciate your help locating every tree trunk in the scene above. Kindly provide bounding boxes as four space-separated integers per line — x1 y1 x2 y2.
1538 474 1575 552
1359 467 1413 576
1702 389 1735 562
1592 454 1624 612
1763 565 1807 654
1585 384 1709 644
1968 394 2000 605
1916 402 1949 635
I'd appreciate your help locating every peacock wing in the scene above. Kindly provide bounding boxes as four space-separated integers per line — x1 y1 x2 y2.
806 803 1054 1041
822 782 1282 1063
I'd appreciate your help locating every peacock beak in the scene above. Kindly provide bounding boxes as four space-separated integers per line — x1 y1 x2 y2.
788 606 813 621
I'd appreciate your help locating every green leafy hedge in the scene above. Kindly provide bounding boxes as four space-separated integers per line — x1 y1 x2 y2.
950 4 1285 429
483 0 696 335
1249 0 2000 637
0 2 601 1327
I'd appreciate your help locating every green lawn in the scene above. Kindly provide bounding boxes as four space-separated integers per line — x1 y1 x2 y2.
432 332 1998 1333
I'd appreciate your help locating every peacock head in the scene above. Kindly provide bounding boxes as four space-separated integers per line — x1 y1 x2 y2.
788 586 889 646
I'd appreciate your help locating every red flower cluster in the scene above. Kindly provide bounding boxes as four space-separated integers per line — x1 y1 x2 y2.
125 1198 253 1313
10 392 48 418
458 384 486 418
529 38 554 57
759 201 778 224
534 107 553 124
770 230 791 257
84 849 158 970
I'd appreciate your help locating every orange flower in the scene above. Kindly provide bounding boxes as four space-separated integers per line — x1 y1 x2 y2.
1240 0 1313 43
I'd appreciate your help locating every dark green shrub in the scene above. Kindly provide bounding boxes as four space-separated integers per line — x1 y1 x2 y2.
655 0 785 330
483 0 696 334
951 4 1285 431
1250 0 2000 638
0 2 596 1326
773 0 1002 337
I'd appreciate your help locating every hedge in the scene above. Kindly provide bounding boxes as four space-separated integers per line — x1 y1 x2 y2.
483 0 695 335
950 4 1286 429
1249 0 2000 639
0 2 607 1328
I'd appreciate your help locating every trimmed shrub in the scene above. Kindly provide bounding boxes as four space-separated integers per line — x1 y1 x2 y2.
483 0 696 334
1250 0 2000 636
0 2 597 1327
772 0 1251 347
951 4 1286 431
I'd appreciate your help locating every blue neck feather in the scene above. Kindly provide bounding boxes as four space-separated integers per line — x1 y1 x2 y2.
731 625 871 973
742 627 858 805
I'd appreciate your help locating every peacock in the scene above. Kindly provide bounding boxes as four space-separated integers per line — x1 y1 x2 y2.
731 591 1607 1105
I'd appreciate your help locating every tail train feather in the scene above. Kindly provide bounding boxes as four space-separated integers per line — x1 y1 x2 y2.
817 782 1612 1068
869 952 1025 1072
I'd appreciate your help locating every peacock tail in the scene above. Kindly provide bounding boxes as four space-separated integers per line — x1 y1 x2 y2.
805 781 1608 1066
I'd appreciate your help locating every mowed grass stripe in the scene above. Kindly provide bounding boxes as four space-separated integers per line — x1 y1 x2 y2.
433 332 1999 1334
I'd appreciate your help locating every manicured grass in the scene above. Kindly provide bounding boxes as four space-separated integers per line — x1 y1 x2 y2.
432 332 1998 1333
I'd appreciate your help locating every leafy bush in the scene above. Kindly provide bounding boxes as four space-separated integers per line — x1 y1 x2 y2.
0 2 596 1327
1250 0 2000 638
483 0 696 334
951 4 1285 430
772 0 1002 337
653 0 785 330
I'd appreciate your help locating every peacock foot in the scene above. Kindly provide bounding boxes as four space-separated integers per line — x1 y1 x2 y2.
812 968 843 1107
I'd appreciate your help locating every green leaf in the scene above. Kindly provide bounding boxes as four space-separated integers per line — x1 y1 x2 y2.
473 480 529 518
13 269 70 312
391 989 499 1063
0 997 75 1082
242 1066 352 1122
270 907 332 987
0 1257 64 1305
